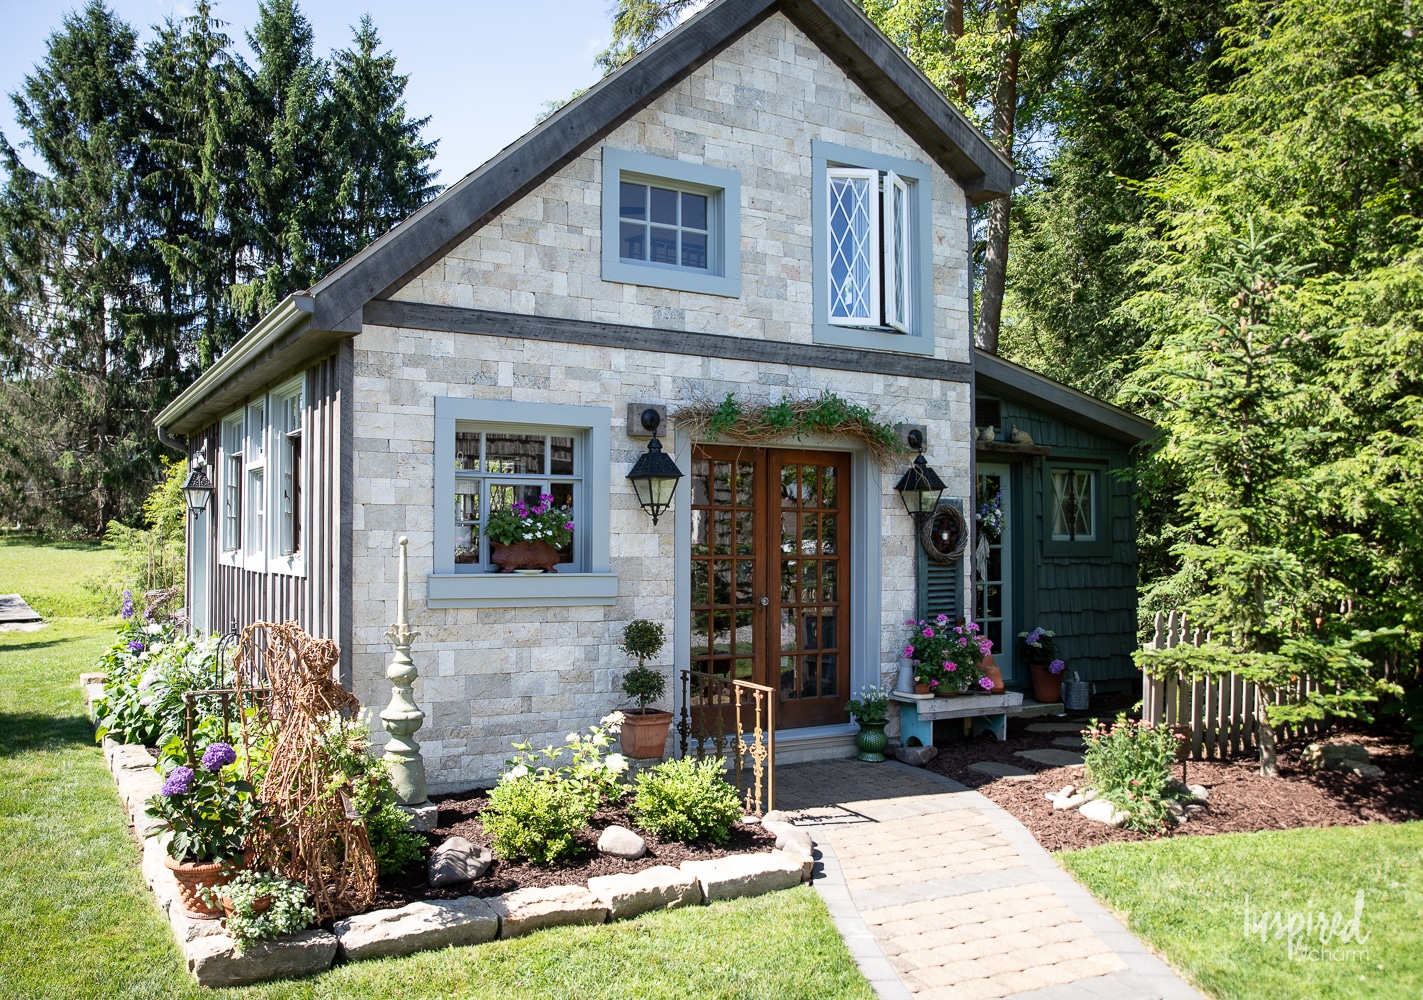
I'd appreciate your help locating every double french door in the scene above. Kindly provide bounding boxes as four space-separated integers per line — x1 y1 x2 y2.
688 446 850 729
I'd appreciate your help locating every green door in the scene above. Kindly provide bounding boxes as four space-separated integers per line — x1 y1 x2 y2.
974 465 1013 681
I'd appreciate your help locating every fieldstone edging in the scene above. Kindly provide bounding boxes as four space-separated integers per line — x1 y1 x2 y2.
94 707 811 987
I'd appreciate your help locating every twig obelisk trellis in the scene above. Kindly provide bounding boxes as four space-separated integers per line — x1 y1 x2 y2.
381 536 428 806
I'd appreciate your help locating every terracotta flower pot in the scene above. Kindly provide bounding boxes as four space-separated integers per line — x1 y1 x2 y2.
221 894 272 920
981 654 1005 695
490 540 560 573
1030 662 1064 704
914 683 932 695
619 709 673 759
165 854 247 919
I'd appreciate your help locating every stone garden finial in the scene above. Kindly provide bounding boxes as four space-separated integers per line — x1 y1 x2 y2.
381 537 432 823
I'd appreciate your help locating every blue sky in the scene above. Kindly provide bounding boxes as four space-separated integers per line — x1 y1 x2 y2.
0 0 615 185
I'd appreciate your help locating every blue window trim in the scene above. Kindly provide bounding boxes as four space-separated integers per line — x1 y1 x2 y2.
811 140 935 356
601 148 741 298
430 399 617 608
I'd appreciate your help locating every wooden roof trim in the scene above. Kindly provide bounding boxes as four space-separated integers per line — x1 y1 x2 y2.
973 350 1156 445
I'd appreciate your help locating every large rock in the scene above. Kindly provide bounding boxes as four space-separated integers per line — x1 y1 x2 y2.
184 928 337 988
333 897 498 961
490 885 608 938
1077 798 1128 827
760 810 794 825
680 852 805 902
762 820 814 856
596 825 647 860
894 744 938 766
427 836 492 887
587 866 702 920
168 900 229 943
1302 742 1384 780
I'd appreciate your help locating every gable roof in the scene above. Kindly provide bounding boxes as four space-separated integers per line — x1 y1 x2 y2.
974 350 1156 445
157 0 1016 436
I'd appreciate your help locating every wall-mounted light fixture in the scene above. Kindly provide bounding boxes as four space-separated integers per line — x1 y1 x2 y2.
626 408 683 526
893 428 946 523
181 455 215 518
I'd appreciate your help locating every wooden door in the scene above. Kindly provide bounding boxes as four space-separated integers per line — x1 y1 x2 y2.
689 446 851 729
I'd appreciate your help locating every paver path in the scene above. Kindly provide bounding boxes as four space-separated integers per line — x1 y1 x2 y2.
776 759 1200 1000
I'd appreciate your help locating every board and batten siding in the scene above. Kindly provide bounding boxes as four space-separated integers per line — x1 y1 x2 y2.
995 400 1139 684
187 344 354 682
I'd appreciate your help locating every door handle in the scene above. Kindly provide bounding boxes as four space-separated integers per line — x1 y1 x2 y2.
759 597 769 607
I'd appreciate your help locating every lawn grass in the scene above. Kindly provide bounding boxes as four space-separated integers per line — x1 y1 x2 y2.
0 533 120 618
1061 823 1423 1000
0 538 875 1000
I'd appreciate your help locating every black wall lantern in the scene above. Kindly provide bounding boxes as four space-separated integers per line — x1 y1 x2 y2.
627 408 683 525
894 428 946 522
181 456 215 517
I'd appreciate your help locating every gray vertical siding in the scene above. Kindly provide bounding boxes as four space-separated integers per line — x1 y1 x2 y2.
188 347 351 680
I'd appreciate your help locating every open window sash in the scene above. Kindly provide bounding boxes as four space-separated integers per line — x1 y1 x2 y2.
826 166 881 326
883 171 910 333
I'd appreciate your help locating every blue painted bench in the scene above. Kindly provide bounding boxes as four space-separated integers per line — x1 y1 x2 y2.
890 690 1025 745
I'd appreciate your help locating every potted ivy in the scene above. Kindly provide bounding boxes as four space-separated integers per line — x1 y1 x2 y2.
618 620 672 759
483 494 573 573
144 741 257 918
846 685 890 762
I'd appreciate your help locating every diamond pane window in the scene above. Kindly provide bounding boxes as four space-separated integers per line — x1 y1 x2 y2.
1051 469 1096 541
827 167 879 324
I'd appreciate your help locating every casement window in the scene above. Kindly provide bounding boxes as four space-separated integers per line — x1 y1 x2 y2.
1050 468 1096 542
274 382 304 557
221 414 244 552
812 140 934 355
244 400 267 567
601 148 741 297
431 399 616 608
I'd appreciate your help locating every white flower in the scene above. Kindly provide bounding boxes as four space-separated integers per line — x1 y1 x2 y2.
601 711 626 733
566 732 580 743
145 623 163 635
605 753 629 774
502 764 528 783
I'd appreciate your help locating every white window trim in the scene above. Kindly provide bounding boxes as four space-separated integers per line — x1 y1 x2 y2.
219 413 244 562
242 400 267 573
270 376 306 576
601 148 741 298
884 171 911 333
826 166 881 327
811 140 935 355
431 399 617 608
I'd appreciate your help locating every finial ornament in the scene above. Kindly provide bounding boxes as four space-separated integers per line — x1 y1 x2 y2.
381 536 427 805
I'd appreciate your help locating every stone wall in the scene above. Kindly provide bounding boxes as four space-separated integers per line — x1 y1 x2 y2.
351 12 974 789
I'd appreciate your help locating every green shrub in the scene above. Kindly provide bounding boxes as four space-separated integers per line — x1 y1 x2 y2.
1082 713 1184 832
482 774 595 864
364 800 426 875
630 756 743 844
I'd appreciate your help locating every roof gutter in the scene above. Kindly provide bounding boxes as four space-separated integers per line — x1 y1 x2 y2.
154 294 314 438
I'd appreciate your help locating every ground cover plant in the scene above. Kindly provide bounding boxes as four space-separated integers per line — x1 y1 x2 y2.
1061 824 1423 999
0 538 874 999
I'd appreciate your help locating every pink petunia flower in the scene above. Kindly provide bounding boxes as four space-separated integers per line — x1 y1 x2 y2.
922 628 934 637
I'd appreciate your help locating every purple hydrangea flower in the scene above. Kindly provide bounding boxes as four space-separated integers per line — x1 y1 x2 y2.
979 676 994 691
162 766 195 796
1049 658 1066 675
128 640 144 653
121 590 134 620
200 742 237 772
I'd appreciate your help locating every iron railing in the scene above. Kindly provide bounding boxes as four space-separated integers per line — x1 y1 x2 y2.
677 669 775 814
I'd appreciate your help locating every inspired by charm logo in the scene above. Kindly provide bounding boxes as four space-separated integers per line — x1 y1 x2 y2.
1242 891 1371 962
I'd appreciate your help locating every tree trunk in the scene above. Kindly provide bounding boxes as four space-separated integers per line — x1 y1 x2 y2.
974 0 1020 354
942 0 967 105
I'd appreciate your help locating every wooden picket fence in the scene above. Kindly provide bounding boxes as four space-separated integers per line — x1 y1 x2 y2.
1140 611 1329 760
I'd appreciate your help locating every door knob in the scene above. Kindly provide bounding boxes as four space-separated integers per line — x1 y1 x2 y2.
759 597 769 607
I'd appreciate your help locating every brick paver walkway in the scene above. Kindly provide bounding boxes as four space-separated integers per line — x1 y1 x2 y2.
776 759 1201 1000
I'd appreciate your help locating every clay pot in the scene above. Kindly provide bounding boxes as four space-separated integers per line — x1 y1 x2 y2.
938 687 961 698
1030 662 1064 704
165 854 247 919
490 541 560 573
619 709 673 759
913 683 932 695
981 654 1005 695
221 894 272 920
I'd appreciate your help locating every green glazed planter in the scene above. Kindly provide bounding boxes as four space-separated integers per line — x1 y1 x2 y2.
854 722 889 762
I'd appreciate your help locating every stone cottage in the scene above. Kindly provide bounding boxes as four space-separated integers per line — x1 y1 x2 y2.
154 0 1129 791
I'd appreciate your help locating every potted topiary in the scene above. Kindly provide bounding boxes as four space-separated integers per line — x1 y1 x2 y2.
144 741 257 918
618 620 672 759
846 685 890 762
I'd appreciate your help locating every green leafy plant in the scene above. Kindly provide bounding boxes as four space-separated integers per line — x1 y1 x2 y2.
676 391 908 462
845 685 889 726
144 741 256 863
620 620 667 711
630 756 743 844
482 775 595 864
903 616 989 692
1081 714 1185 833
502 713 630 809
482 493 573 547
364 800 426 874
93 614 228 746
197 870 315 953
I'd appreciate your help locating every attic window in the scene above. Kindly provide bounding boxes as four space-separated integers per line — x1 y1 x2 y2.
601 148 741 298
975 399 1001 429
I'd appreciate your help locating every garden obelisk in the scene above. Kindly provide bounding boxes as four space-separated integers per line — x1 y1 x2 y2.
381 536 433 827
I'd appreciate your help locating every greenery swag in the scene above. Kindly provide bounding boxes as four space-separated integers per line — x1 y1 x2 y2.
673 392 909 463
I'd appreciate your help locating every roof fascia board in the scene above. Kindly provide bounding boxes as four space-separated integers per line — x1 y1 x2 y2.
974 349 1156 445
155 294 313 436
306 0 1015 330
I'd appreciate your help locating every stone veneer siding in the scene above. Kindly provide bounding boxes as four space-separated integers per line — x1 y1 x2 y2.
351 12 974 789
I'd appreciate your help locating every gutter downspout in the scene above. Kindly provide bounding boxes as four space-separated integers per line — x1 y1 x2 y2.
158 424 187 454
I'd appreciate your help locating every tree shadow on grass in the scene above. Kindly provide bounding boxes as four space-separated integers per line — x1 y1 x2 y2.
0 637 71 654
0 712 98 756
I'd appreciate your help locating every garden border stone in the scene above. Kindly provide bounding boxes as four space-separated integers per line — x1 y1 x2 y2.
588 865 702 919
681 851 805 901
333 896 499 960
490 884 609 938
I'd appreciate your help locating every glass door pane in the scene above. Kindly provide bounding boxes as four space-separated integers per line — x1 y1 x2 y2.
974 466 1012 678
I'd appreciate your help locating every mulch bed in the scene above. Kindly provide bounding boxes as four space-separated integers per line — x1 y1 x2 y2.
925 701 1423 853
371 791 776 909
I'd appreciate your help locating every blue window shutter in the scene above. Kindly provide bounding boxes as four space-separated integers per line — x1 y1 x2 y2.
917 499 964 622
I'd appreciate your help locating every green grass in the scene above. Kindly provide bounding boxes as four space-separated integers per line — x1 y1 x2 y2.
0 534 120 618
0 538 875 1000
1061 824 1423 1000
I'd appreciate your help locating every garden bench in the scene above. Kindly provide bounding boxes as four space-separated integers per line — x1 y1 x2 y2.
890 691 1025 745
